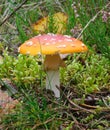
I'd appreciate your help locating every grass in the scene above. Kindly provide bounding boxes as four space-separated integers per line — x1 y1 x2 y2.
0 0 110 129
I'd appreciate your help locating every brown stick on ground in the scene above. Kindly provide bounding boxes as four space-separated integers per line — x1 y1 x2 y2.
0 0 28 26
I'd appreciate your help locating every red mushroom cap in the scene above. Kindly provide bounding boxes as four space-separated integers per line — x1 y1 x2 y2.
18 33 88 55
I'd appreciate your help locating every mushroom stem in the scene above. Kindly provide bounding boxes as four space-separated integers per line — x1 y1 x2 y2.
44 54 66 98
46 70 60 97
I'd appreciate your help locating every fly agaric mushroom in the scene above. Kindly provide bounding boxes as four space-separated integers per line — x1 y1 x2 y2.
18 33 88 98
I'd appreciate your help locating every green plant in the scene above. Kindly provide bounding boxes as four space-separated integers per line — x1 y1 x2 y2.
15 14 29 42
0 51 42 87
1 89 61 129
64 0 76 35
77 1 110 58
60 52 110 96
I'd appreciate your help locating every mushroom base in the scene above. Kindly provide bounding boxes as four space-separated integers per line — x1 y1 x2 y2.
46 70 60 98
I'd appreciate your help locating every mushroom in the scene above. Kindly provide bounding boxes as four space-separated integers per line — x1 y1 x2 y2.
18 33 88 98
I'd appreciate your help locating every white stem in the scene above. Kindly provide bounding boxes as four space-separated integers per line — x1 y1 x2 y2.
46 70 60 98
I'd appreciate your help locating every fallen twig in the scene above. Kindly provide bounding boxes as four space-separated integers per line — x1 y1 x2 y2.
56 85 94 113
65 96 94 113
32 117 55 130
0 0 28 26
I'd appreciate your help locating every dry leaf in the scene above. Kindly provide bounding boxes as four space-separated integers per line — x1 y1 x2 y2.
0 90 18 116
32 12 68 34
